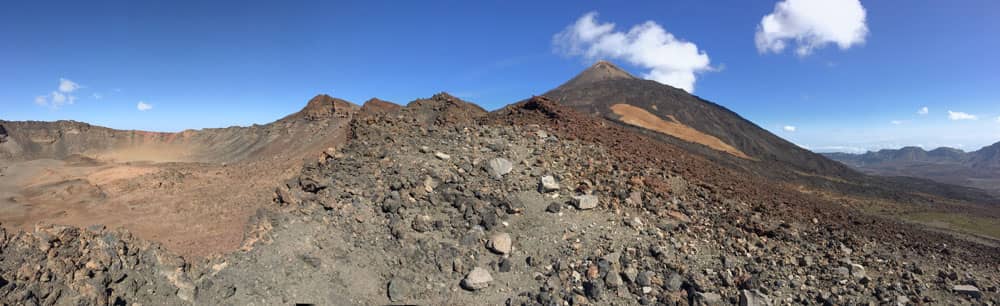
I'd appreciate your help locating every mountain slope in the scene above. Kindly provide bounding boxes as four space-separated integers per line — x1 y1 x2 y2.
824 142 1000 194
2 93 998 305
0 94 357 258
0 94 356 164
542 61 1000 206
543 61 853 177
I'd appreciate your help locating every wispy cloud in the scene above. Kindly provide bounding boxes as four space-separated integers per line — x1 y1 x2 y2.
92 93 103 100
996 116 1000 123
34 78 82 109
553 11 713 92
51 91 68 104
755 0 869 56
34 96 48 106
890 120 904 125
58 78 81 93
137 101 153 111
783 125 797 132
917 106 929 115
947 110 977 121
809 145 868 154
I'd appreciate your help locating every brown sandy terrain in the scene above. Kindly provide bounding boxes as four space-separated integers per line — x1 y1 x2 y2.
0 158 302 258
610 103 750 159
0 94 357 258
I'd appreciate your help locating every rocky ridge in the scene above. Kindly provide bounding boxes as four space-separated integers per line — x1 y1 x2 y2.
1 95 998 305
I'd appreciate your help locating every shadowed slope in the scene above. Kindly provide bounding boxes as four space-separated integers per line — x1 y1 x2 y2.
825 142 1000 194
545 61 852 177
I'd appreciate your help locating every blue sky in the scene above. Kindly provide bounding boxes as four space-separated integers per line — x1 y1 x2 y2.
1 1 998 153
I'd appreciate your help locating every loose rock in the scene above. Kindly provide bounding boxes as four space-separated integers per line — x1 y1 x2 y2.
605 272 623 289
953 285 982 299
664 272 684 291
740 289 772 306
693 292 722 305
487 232 513 255
499 258 512 272
539 175 560 192
487 158 513 179
572 194 599 210
636 271 654 287
546 202 562 213
387 277 409 302
849 263 866 279
461 267 493 291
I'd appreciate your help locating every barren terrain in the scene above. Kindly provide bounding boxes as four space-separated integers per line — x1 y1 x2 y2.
0 67 997 305
609 103 749 159
0 95 354 258
825 144 1000 195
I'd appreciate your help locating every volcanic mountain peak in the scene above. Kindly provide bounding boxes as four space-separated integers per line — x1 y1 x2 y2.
288 94 357 121
363 97 395 105
408 92 480 109
544 59 861 178
561 60 638 88
360 97 402 114
402 92 487 126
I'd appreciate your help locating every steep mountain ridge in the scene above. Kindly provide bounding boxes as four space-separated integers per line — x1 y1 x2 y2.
0 94 356 164
969 142 1000 169
0 94 357 258
544 61 854 178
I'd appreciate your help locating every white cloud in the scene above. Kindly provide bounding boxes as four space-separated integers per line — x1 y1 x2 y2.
890 120 903 125
34 91 76 109
92 93 103 100
995 116 1000 123
917 106 929 115
553 12 713 92
783 125 797 132
51 91 67 104
34 78 81 109
58 78 81 93
809 145 868 153
137 101 153 111
947 111 977 121
755 0 869 56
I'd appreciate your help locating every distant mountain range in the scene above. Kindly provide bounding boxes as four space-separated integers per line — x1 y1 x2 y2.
824 142 1000 194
